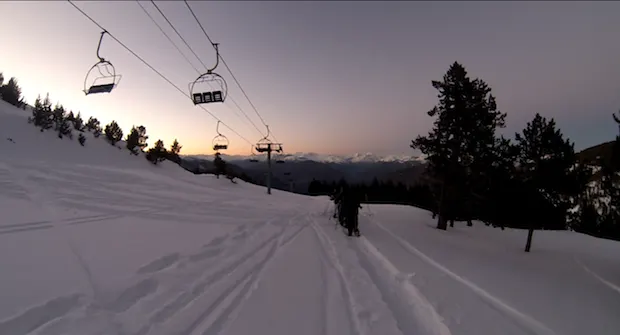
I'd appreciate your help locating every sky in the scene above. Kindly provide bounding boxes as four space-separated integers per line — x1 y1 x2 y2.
1 1 619 157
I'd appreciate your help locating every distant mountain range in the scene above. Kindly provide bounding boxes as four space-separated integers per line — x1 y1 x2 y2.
185 152 426 164
178 141 612 195
180 152 427 194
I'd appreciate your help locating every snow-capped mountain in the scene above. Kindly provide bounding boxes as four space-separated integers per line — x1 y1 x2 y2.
183 152 425 164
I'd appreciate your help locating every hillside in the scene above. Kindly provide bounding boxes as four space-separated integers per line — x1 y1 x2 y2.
184 154 423 194
1 99 620 335
576 140 615 165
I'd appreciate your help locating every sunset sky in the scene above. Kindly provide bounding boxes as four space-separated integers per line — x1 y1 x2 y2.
1 1 619 156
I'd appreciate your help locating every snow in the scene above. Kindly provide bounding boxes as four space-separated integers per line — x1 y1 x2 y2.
1 98 619 335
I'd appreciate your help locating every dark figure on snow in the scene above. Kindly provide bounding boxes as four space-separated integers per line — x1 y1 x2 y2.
332 187 344 222
341 188 362 236
214 153 236 183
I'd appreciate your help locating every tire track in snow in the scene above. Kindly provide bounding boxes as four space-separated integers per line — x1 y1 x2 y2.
0 224 54 235
104 278 160 314
310 216 365 335
0 214 114 234
194 217 309 335
313 218 351 335
370 218 558 335
132 214 306 335
171 214 308 335
137 253 181 275
353 237 452 335
0 294 83 335
40 217 285 335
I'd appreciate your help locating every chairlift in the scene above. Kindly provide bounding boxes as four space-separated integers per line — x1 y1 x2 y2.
275 148 286 164
255 125 274 153
83 31 122 95
189 43 227 105
249 145 259 162
212 121 229 151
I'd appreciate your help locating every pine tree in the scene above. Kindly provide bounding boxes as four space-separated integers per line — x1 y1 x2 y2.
78 133 86 146
104 120 123 145
86 116 100 132
52 103 64 128
146 139 167 164
515 113 576 252
66 111 75 123
411 62 506 230
126 125 148 155
52 103 73 139
72 112 85 132
0 77 25 107
167 139 182 163
0 72 4 87
170 139 182 155
29 94 53 131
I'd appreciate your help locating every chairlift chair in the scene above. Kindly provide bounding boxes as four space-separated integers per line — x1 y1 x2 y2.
275 145 285 163
83 31 122 95
212 121 229 151
249 145 259 162
255 125 274 153
189 43 227 105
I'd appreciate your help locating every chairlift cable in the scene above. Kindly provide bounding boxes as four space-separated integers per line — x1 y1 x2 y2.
183 0 280 144
149 0 210 71
150 0 266 139
67 0 253 146
137 1 262 138
135 0 201 75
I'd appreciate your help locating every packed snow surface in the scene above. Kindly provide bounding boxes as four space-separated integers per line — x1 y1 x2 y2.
1 99 619 335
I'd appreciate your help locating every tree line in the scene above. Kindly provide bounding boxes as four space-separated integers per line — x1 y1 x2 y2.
411 61 619 250
2 70 261 187
309 178 434 209
1 70 183 166
311 62 620 251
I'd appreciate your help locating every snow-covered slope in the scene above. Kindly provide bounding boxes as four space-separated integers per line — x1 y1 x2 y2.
1 98 619 335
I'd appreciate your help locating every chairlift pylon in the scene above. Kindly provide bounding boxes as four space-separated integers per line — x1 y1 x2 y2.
189 42 227 105
212 121 229 151
83 31 122 95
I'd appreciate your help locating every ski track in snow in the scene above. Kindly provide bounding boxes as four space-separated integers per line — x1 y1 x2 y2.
26 214 309 335
574 257 620 296
184 217 309 335
0 154 308 334
312 214 416 335
2 103 619 335
368 217 558 335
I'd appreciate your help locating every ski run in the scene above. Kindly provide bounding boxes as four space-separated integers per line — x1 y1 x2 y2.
1 99 619 335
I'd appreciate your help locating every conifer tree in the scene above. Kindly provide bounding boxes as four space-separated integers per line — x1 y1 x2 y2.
126 125 148 155
78 133 86 146
29 94 53 131
0 77 24 107
167 139 182 163
146 139 167 164
411 62 506 230
73 112 85 132
104 120 123 145
515 113 576 252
